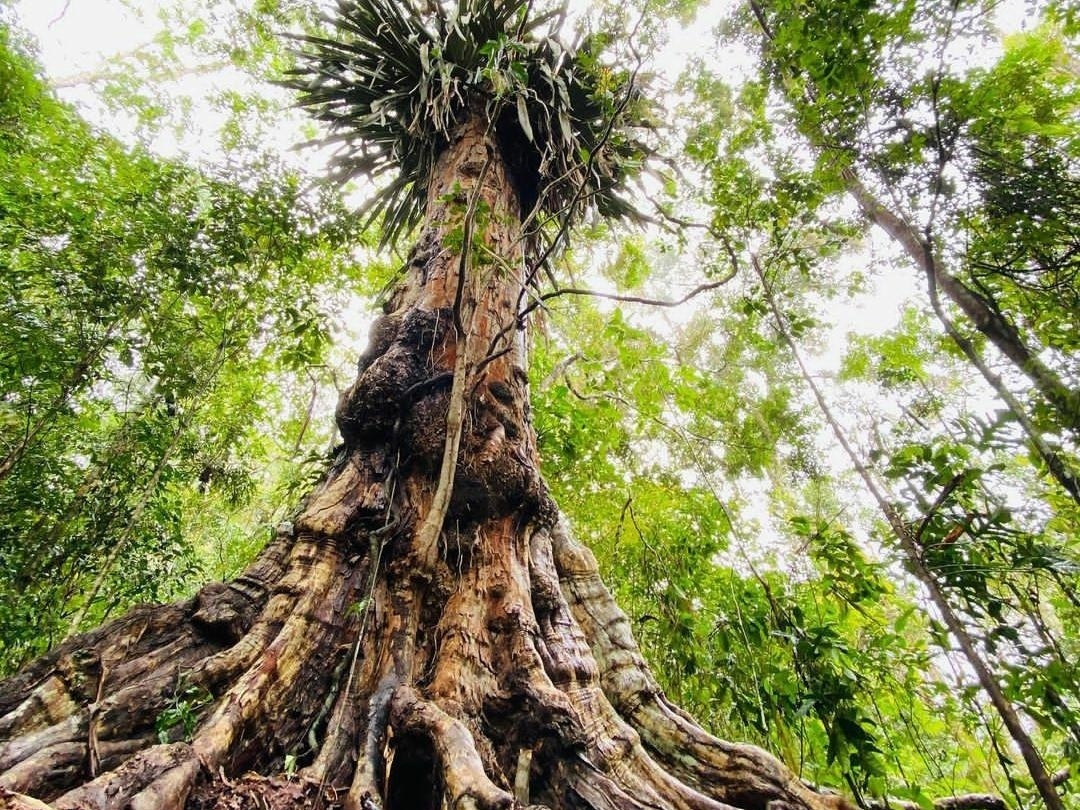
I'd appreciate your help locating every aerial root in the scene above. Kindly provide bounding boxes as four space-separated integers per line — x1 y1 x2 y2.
343 669 398 810
302 651 365 787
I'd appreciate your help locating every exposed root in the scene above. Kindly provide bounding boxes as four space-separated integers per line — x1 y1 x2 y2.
548 520 851 810
191 534 351 773
527 544 738 810
0 788 54 810
51 742 197 809
557 754 736 810
0 524 364 806
389 685 514 810
1 503 838 810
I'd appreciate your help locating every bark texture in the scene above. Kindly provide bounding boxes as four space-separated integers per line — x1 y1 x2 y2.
0 116 851 810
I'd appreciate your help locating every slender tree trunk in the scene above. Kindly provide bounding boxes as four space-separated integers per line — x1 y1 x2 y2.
842 172 1080 447
753 257 1067 810
0 115 849 810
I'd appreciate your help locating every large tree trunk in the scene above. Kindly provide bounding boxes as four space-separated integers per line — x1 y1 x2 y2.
0 115 849 810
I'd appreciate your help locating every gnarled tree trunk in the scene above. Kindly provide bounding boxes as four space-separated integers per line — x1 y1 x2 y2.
0 115 849 810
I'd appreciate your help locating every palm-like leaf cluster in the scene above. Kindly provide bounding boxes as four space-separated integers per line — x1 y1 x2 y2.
288 0 654 250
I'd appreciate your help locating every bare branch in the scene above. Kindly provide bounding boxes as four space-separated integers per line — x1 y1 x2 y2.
519 272 735 321
47 0 73 28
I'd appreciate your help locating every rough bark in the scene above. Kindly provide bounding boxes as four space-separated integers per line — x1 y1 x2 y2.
0 115 852 810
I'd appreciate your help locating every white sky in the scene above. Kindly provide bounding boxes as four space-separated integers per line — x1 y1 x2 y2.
12 0 1030 180
16 1 161 65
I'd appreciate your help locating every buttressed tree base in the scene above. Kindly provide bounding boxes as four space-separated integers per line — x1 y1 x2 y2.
0 2 857 808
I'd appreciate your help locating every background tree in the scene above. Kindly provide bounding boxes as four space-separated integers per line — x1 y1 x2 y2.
0 21 368 670
671 1 1080 806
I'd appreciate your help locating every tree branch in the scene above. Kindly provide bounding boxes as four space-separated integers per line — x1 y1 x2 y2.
869 793 1007 810
524 275 734 315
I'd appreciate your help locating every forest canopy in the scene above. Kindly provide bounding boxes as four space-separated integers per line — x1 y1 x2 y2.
0 1 1077 809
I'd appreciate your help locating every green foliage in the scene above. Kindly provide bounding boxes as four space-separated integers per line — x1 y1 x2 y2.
0 28 366 671
746 0 1080 436
31 0 325 149
603 239 651 290
839 307 932 389
960 27 1080 384
4 2 1080 806
156 682 213 743
529 259 971 798
672 0 1080 800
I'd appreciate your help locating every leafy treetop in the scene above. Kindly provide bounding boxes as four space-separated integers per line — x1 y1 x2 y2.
287 0 655 249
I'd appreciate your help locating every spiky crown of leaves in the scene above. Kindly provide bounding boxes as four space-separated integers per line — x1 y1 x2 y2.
287 0 655 248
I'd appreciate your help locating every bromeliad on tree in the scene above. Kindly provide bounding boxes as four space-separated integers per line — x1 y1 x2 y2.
0 2 851 808
289 0 654 251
